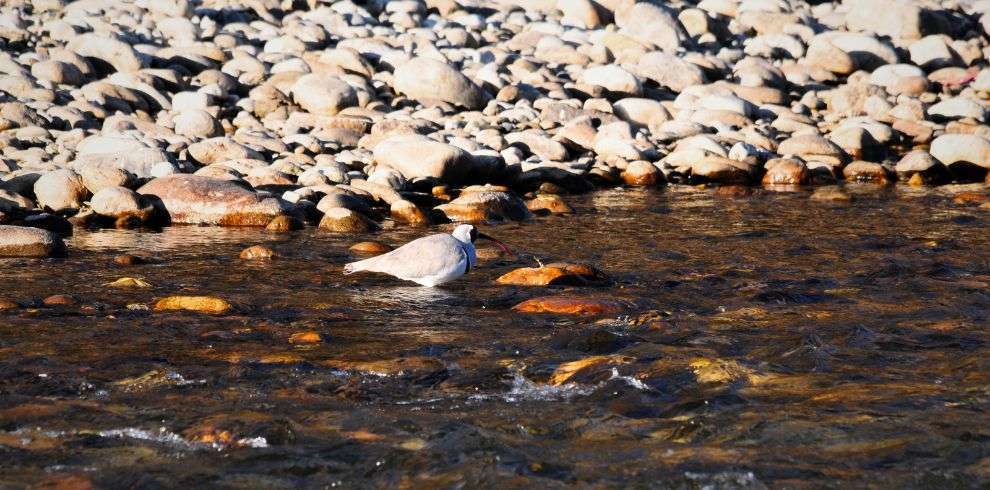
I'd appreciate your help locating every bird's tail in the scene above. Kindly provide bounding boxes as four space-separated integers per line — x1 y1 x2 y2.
343 258 372 275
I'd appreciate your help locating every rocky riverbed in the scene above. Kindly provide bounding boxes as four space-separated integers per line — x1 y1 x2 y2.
1 0 990 486
0 0 990 252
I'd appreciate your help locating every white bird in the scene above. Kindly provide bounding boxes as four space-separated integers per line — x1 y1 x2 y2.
343 224 514 287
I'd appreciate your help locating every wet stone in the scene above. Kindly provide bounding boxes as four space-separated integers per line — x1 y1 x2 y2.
0 225 65 257
240 245 276 260
496 263 608 286
154 296 232 314
513 295 627 316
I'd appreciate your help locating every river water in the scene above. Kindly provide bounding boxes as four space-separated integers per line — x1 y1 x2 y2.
1 184 989 487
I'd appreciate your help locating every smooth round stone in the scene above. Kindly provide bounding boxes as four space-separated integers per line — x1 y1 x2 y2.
0 225 65 257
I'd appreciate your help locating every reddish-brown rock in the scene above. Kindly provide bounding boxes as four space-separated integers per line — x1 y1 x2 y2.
496 263 608 286
512 295 626 316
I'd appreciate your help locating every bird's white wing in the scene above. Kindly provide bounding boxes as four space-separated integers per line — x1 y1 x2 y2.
345 234 466 280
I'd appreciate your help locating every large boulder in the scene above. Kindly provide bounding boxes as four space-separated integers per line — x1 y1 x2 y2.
67 33 144 73
72 135 171 179
33 169 89 211
434 186 532 222
0 225 65 257
635 51 706 93
393 57 487 109
137 174 296 226
844 0 925 41
290 74 358 115
615 2 689 52
929 134 990 169
373 135 473 183
91 186 152 219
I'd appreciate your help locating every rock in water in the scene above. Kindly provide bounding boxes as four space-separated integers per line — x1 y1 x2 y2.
434 187 532 222
0 225 65 257
496 263 608 286
513 295 627 316
154 296 232 314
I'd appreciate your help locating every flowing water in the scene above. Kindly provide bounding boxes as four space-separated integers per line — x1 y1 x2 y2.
1 185 989 488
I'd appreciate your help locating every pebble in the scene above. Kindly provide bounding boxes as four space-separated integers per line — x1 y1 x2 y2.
154 296 232 315
43 294 76 306
105 277 152 288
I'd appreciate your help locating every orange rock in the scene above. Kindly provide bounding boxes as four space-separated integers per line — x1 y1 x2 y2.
512 295 626 315
0 298 18 311
318 207 377 232
713 185 753 198
240 244 276 259
391 200 430 225
180 411 284 448
43 294 76 306
621 161 662 186
953 192 989 205
526 194 574 215
432 185 453 201
843 161 892 183
344 429 385 442
349 241 393 254
496 263 608 286
289 331 322 344
113 254 146 265
154 295 232 314
434 187 532 222
266 215 303 232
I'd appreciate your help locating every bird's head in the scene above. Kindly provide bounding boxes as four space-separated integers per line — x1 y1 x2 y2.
452 224 515 257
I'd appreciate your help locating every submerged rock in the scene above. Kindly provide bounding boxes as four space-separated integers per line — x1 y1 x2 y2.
512 295 627 316
239 245 276 260
154 295 232 314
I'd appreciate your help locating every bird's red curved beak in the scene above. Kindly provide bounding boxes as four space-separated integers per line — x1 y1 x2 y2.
477 232 516 258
